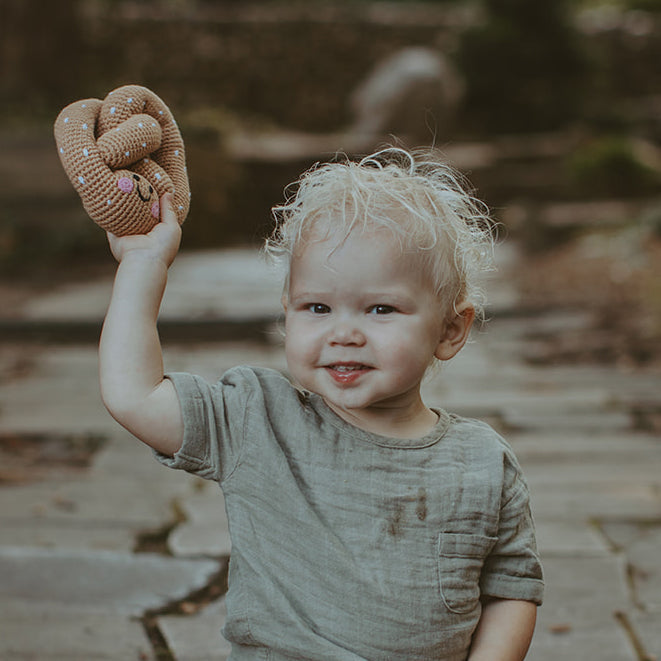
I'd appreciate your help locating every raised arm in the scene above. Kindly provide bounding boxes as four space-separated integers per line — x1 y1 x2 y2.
99 193 184 456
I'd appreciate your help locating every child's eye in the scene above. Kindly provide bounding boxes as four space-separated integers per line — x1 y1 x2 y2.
368 305 396 315
308 303 331 314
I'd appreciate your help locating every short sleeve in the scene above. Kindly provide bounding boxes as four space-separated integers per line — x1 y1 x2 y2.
480 451 544 605
153 367 255 483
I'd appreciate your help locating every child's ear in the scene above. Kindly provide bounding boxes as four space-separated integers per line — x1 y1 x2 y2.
434 302 475 361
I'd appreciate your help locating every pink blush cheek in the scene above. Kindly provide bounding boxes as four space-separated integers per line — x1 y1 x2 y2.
151 201 160 219
117 176 134 193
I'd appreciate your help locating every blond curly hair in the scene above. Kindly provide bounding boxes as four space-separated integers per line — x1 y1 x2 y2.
266 147 496 320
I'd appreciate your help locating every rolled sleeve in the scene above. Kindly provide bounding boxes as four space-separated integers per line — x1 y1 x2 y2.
153 368 252 483
480 454 544 605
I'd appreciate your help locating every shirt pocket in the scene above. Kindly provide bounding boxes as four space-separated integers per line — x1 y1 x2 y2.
438 532 498 614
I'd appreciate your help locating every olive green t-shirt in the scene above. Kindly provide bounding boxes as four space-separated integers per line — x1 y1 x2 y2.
156 366 543 661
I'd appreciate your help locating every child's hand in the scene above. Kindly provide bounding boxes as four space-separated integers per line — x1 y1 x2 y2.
107 193 182 269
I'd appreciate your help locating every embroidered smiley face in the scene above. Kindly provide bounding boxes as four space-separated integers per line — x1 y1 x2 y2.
117 174 159 219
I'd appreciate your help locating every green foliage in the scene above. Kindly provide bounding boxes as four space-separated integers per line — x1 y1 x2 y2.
456 0 590 133
567 136 661 197
623 0 661 10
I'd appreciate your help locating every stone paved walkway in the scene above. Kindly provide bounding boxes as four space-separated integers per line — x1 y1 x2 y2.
0 246 659 660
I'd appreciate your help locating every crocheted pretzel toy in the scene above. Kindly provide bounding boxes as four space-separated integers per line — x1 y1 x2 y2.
54 84 190 236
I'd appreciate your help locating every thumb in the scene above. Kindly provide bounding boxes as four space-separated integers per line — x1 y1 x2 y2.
160 192 178 226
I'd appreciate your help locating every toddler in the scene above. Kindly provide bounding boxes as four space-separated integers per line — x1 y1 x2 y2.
99 148 543 660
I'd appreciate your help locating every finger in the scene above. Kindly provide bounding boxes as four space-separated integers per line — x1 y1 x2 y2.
160 192 178 226
106 231 123 261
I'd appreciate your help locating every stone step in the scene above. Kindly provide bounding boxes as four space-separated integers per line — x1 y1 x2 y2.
0 547 221 616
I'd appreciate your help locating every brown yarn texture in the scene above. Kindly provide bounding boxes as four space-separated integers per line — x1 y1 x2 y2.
54 85 190 236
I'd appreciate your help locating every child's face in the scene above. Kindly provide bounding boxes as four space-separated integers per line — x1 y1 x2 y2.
283 226 450 432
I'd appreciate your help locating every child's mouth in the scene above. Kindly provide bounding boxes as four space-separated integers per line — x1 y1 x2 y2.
325 363 372 384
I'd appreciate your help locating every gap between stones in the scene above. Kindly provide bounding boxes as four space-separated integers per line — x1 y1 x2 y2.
0 430 108 485
134 500 230 661
613 611 657 661
592 517 660 661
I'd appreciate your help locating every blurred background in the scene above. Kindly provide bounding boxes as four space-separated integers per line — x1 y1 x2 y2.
0 3 660 658
1 0 660 365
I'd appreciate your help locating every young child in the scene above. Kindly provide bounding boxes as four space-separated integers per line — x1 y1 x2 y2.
99 148 543 661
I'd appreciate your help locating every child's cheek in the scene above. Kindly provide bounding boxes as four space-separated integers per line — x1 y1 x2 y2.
284 317 311 358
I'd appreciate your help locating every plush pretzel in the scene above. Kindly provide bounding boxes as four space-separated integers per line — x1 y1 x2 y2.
54 84 190 236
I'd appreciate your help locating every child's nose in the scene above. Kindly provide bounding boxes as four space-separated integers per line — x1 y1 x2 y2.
328 320 366 346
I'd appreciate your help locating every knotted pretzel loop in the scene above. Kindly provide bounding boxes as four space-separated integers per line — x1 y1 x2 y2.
54 84 190 236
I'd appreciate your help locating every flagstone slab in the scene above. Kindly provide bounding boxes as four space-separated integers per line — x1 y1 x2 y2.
0 518 137 552
169 486 231 557
529 482 660 521
1 601 155 661
599 522 661 611
0 547 219 616
159 598 232 661
530 554 637 661
534 519 609 555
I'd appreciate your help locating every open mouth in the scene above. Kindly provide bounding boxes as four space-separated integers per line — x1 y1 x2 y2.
325 363 372 384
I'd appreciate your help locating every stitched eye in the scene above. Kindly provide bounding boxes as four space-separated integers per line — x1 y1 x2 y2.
149 185 153 193
132 174 139 180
